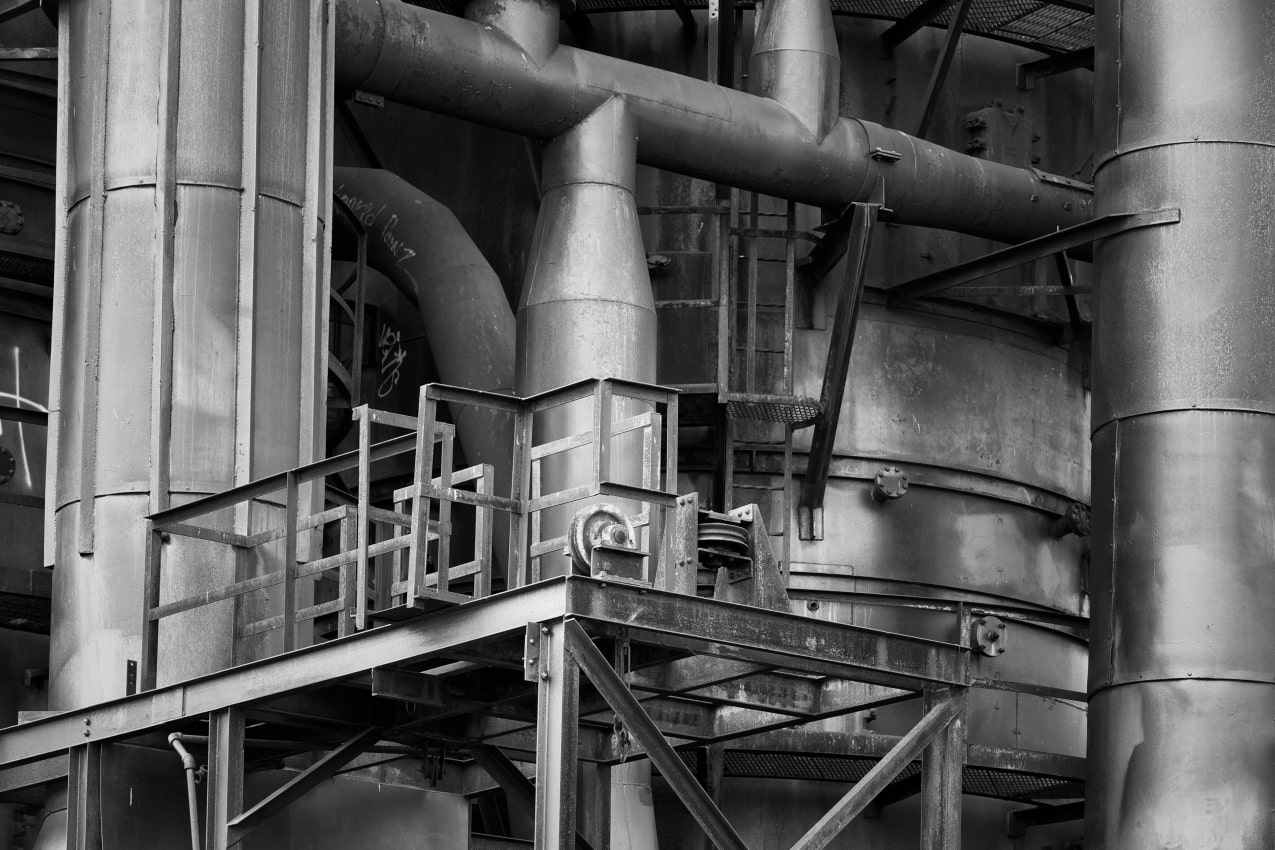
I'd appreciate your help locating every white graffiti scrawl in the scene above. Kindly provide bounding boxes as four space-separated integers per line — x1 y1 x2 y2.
377 324 408 399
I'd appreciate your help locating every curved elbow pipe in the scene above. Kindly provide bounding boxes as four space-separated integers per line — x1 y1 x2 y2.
333 167 514 575
334 0 1092 245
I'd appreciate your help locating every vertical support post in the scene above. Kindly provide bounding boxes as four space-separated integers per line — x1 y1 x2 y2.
531 460 543 583
67 743 102 850
474 465 494 598
408 387 439 609
282 470 299 652
509 407 533 587
354 405 371 630
206 707 246 850
337 506 357 637
920 686 967 849
645 412 664 583
532 620 580 850
140 523 162 691
593 380 613 488
434 427 454 594
231 544 250 664
232 0 263 503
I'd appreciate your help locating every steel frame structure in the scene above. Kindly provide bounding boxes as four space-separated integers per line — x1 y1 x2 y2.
0 571 1086 848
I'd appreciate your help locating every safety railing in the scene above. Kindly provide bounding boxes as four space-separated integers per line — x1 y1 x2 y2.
139 378 678 691
414 378 679 587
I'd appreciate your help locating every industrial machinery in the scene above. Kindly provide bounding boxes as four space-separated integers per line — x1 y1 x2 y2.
0 0 1270 849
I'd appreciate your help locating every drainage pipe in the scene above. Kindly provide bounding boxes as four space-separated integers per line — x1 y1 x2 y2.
334 0 1092 245
1088 1 1275 846
167 733 202 850
332 167 515 578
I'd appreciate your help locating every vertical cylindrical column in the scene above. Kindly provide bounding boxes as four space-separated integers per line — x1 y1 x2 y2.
516 96 656 581
47 0 331 708
748 0 840 140
1088 2 1275 846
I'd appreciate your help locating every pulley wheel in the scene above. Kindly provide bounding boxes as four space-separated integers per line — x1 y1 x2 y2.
567 503 635 572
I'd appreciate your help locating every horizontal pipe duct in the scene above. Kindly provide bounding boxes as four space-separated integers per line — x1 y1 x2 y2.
334 0 1092 245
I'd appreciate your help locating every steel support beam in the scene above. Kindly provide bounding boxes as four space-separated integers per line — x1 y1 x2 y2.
533 620 580 850
226 726 383 842
800 198 880 540
568 580 962 690
66 744 102 850
915 0 972 139
886 208 1179 305
787 691 964 850
564 620 751 850
1 580 570 771
880 0 959 50
920 686 968 849
206 708 245 850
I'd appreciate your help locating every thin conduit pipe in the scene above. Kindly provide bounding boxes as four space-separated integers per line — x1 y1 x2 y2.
167 733 202 850
334 0 1093 245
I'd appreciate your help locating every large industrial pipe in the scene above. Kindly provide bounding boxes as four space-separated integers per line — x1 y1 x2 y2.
334 0 1092 245
1088 2 1275 847
332 167 515 576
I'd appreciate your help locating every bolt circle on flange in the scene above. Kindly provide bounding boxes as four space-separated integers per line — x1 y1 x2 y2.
871 466 908 503
972 615 1008 657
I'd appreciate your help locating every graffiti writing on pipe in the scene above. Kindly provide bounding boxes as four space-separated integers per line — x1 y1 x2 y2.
335 186 419 268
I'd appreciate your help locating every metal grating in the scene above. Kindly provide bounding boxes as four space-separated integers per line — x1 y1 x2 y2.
725 394 821 426
403 0 1094 54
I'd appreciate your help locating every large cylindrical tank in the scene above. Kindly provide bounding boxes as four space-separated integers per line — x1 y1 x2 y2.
612 9 1093 848
49 0 331 708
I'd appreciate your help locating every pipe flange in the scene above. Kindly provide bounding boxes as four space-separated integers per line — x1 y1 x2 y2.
871 466 908 503
972 615 1008 658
